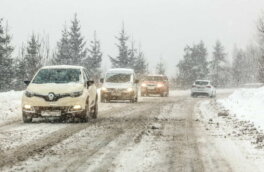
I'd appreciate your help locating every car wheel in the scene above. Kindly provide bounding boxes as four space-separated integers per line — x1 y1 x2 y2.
160 92 164 97
22 112 32 123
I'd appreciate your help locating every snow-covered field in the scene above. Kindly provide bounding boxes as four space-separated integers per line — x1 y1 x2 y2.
218 87 264 130
0 91 23 125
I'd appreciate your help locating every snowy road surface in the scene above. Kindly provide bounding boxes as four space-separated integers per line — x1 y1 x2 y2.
1 90 264 172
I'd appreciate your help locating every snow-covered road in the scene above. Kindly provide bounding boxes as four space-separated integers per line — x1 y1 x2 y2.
1 89 264 172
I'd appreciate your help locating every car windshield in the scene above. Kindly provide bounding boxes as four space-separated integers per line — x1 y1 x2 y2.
145 76 163 81
195 81 209 85
32 68 82 84
105 73 131 83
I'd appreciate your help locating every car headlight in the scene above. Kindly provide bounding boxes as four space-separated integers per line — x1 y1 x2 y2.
127 87 133 92
101 87 108 92
70 91 83 97
141 83 147 87
25 91 34 97
157 83 164 88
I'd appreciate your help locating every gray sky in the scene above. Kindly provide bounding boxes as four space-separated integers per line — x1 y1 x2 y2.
2 0 264 76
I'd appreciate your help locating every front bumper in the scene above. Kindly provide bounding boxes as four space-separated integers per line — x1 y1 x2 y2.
141 86 166 94
22 94 87 117
101 91 134 100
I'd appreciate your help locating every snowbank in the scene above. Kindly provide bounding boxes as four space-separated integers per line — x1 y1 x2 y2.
0 91 23 125
218 87 264 130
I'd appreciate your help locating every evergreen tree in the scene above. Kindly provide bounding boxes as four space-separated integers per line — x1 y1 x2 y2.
54 25 71 65
209 40 228 87
83 31 103 80
232 49 247 86
177 41 208 87
109 24 131 68
156 58 166 75
68 14 87 65
14 44 27 89
24 34 42 79
134 46 148 78
0 19 14 91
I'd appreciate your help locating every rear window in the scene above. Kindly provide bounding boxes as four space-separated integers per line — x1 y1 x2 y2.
145 76 163 81
195 81 209 85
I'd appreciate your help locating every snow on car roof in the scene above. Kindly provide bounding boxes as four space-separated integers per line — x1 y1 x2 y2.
41 65 85 69
195 80 210 82
107 68 134 73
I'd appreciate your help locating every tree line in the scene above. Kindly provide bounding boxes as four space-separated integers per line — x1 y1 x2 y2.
0 14 151 91
175 13 264 88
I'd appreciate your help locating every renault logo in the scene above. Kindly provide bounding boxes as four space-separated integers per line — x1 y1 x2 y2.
48 92 55 101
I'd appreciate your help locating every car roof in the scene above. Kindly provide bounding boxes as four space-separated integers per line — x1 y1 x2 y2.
41 65 85 70
107 68 134 74
195 80 210 82
146 75 167 77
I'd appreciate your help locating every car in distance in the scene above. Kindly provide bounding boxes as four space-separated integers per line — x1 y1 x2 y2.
140 75 169 97
100 68 139 103
22 65 98 123
191 80 216 98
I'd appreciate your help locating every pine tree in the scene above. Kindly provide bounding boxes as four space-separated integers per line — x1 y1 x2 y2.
68 14 87 65
177 41 209 87
134 46 148 78
109 24 131 68
209 40 228 87
14 44 27 89
54 25 71 65
24 34 42 80
232 49 247 86
0 19 14 91
156 58 166 75
83 31 103 80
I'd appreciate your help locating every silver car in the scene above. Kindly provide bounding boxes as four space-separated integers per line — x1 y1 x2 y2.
191 80 216 98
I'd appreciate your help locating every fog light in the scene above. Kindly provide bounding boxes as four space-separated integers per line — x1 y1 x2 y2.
24 105 32 110
101 87 108 92
23 104 34 112
127 87 133 92
141 83 147 87
72 105 82 111
157 83 164 88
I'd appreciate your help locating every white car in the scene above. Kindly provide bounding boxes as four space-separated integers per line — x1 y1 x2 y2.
22 65 98 123
100 68 139 103
191 80 216 98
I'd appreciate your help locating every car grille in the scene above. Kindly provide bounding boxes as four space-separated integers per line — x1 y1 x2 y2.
34 106 69 113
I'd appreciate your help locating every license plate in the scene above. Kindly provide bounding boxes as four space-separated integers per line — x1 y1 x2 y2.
112 92 121 96
147 86 155 90
41 110 61 117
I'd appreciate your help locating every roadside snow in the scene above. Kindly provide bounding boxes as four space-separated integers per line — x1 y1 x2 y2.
218 87 264 130
0 91 23 125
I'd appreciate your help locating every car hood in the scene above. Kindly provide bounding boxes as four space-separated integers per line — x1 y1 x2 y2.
26 83 84 94
103 82 132 89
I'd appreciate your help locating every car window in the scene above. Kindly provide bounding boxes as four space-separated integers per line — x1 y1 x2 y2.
145 76 163 81
105 73 131 83
195 81 209 85
32 68 82 84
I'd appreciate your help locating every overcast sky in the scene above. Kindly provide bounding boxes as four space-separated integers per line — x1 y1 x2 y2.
2 0 264 76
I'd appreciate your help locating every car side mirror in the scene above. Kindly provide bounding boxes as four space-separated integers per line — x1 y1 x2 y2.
100 78 104 83
24 80 31 86
135 79 139 84
87 80 94 87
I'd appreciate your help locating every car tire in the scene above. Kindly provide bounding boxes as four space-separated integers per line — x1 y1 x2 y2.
22 112 32 123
